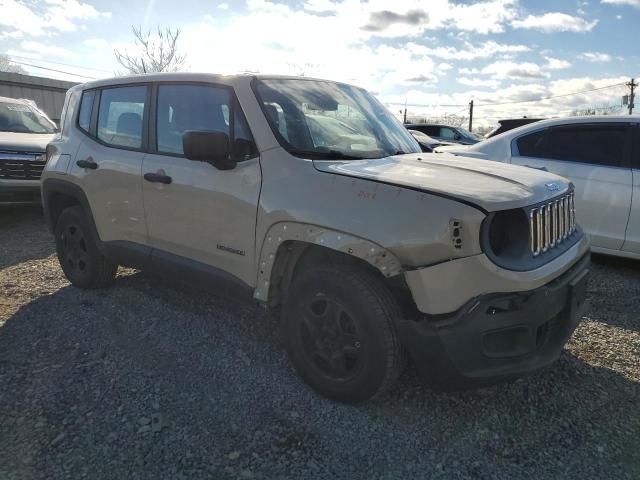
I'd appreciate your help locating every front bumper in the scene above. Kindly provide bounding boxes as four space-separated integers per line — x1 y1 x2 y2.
0 183 41 205
397 252 590 388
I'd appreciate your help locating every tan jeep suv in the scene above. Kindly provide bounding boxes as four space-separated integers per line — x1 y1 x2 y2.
42 73 590 403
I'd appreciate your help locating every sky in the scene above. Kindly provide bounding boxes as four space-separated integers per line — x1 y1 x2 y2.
1 0 639 127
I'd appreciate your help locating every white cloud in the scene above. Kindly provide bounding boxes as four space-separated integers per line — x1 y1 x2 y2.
458 77 502 88
480 60 549 79
20 40 71 57
512 12 598 32
602 0 640 7
83 38 110 49
407 40 529 61
218 2 229 9
438 62 453 71
580 52 612 62
546 57 572 69
0 0 111 37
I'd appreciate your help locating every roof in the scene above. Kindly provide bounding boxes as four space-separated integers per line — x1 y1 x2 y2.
0 95 27 104
462 114 640 153
76 72 360 91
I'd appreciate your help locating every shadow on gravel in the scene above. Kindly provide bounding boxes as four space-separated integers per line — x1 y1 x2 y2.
0 205 53 270
587 254 640 333
0 269 639 479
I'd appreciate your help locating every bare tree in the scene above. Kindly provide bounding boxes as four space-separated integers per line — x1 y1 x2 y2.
406 113 469 128
114 26 186 74
571 103 623 116
0 54 27 74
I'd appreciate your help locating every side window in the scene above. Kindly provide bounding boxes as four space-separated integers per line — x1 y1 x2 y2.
544 124 627 167
516 129 546 157
422 126 438 136
157 84 230 155
77 90 95 133
97 86 147 149
440 127 458 140
635 127 640 169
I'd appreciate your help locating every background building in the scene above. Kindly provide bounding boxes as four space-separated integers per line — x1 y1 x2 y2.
0 72 77 125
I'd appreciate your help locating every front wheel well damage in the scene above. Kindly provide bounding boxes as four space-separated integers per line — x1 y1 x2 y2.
264 240 420 320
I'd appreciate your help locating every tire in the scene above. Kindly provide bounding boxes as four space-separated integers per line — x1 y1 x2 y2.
54 206 117 289
282 263 406 403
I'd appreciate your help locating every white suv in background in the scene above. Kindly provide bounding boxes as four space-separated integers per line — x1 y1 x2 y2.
436 116 640 259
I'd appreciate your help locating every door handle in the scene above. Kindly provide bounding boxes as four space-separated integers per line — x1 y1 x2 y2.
144 172 172 184
76 158 98 169
524 164 548 172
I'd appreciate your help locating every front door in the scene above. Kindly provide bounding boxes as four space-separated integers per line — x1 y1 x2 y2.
511 123 633 251
141 83 261 286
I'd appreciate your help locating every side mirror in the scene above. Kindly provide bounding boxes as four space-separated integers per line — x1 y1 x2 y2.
183 130 235 170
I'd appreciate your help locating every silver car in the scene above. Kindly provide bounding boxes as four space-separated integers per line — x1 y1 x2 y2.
42 73 590 403
0 96 56 204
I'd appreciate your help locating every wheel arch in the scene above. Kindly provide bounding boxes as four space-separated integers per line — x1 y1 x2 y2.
42 179 98 240
255 222 403 308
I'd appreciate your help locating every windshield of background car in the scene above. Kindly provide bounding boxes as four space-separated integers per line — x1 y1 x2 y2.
459 128 482 141
254 79 421 159
0 102 56 134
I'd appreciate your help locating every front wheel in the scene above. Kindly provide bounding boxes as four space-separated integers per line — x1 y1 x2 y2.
283 264 406 403
55 206 117 289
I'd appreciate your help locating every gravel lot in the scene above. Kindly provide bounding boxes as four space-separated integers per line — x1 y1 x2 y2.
1 206 639 480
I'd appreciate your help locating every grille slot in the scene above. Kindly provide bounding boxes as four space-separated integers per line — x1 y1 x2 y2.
0 152 46 180
529 192 576 256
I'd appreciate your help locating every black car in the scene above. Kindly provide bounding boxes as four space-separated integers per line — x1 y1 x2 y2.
407 129 455 152
405 123 482 145
485 118 544 138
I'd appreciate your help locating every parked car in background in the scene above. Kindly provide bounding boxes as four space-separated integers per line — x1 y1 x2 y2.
405 123 482 145
435 116 640 259
407 129 455 152
0 96 57 205
42 73 589 403
485 117 545 138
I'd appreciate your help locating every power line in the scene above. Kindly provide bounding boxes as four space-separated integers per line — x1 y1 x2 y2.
393 81 627 111
386 101 466 108
475 82 627 108
5 53 112 74
3 58 97 80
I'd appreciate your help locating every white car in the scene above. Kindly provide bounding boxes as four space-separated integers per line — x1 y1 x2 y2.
436 116 640 260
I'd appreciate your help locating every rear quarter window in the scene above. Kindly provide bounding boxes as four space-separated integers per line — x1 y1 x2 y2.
77 90 95 133
515 129 547 157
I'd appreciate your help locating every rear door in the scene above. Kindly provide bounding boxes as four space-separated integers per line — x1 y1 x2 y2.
141 82 261 286
511 123 633 251
70 85 149 246
622 124 640 255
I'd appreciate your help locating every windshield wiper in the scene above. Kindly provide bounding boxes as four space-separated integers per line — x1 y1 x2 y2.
288 149 365 160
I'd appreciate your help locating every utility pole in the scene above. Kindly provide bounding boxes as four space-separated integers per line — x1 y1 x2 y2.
627 78 637 115
403 98 407 124
468 100 474 132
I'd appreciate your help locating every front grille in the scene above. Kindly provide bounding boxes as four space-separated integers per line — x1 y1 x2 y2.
529 192 576 256
0 152 46 180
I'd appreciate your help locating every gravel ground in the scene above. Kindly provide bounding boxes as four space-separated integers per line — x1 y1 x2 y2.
1 206 639 480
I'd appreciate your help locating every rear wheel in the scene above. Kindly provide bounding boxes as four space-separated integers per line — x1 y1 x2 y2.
55 206 117 289
283 263 406 403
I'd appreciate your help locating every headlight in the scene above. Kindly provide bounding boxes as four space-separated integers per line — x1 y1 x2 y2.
481 195 581 271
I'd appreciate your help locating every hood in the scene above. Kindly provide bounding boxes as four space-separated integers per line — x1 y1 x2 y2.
0 133 55 153
313 153 571 212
